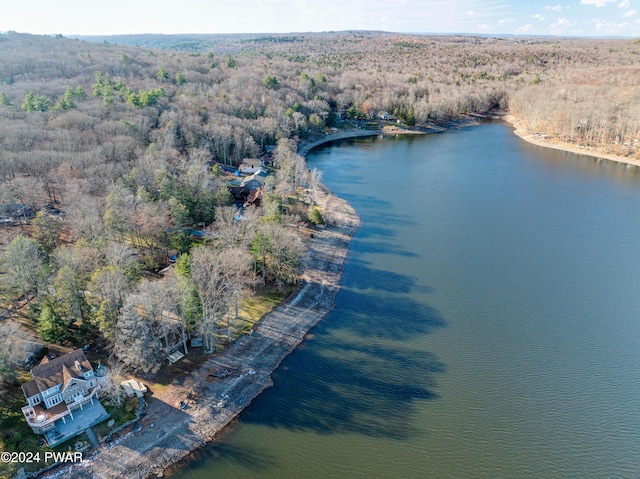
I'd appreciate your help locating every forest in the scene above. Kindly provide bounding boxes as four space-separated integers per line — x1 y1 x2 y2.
0 30 639 400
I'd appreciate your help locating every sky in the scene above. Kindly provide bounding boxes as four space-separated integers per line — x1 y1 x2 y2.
2 0 639 37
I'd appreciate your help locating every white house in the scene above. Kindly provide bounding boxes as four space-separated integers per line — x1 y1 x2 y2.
21 349 110 446
239 158 264 174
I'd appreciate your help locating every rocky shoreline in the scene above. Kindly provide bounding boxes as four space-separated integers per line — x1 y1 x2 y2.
36 168 360 479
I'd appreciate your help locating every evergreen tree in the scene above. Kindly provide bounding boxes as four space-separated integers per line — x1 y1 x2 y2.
264 75 279 90
32 210 61 254
38 303 69 343
157 67 169 82
21 92 51 112
174 71 186 86
53 88 76 110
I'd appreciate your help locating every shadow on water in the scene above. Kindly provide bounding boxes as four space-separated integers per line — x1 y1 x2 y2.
356 224 398 239
239 279 446 441
178 441 278 476
338 194 416 227
338 193 419 258
243 334 445 441
354 241 419 258
332 193 395 211
340 258 428 295
334 288 444 339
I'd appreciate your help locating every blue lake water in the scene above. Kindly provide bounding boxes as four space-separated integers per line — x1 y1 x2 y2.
174 122 640 478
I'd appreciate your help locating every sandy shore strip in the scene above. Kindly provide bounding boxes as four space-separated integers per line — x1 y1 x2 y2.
297 129 382 156
504 115 640 168
35 184 359 478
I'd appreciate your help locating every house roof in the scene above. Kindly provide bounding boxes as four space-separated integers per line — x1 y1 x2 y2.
241 174 266 187
245 186 265 206
240 158 260 167
30 349 92 392
61 364 78 389
22 379 40 399
228 186 250 200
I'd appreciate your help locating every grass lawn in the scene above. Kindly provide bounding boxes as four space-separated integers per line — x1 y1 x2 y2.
140 288 291 393
233 290 288 336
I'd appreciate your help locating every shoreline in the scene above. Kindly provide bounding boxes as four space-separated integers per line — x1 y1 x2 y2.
297 129 382 156
296 125 438 157
36 144 361 479
503 114 640 168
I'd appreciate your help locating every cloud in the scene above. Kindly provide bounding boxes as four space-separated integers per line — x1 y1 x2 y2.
623 9 636 16
516 24 534 33
545 4 563 11
554 17 577 26
498 17 515 25
477 23 496 32
593 17 630 33
550 17 578 34
533 13 546 21
618 0 630 8
580 0 616 6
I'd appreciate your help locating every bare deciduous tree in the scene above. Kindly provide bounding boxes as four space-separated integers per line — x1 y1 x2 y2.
1 235 48 307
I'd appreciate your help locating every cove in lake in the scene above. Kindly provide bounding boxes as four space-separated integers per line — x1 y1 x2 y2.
173 121 640 479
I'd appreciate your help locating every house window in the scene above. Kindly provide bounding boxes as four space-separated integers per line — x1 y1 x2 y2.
47 395 63 407
43 386 60 398
31 395 41 406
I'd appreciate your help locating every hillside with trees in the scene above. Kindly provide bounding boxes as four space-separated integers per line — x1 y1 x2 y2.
1 31 639 454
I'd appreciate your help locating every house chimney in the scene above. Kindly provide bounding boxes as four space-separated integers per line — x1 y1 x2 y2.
75 360 82 371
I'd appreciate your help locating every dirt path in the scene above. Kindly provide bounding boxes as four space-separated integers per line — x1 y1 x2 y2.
38 184 359 479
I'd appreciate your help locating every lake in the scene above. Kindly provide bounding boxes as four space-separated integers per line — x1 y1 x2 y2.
173 121 640 479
